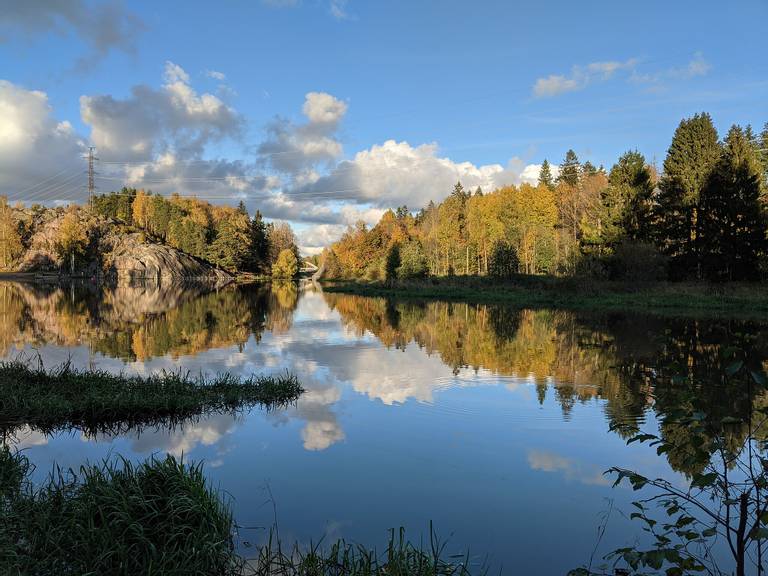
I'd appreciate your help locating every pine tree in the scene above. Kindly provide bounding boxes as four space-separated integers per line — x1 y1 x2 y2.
655 112 721 279
699 125 766 280
539 159 555 190
557 150 580 186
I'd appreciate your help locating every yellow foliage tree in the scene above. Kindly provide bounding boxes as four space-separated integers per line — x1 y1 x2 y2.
55 208 89 274
0 196 23 270
272 248 298 278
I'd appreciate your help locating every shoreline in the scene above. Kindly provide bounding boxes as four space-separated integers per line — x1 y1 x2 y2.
320 278 768 318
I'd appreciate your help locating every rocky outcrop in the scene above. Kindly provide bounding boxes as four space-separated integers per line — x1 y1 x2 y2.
105 233 231 286
13 207 231 286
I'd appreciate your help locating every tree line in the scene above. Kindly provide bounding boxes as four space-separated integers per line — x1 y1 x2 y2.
325 113 768 282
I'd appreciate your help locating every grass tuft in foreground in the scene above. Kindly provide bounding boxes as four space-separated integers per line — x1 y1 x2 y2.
0 359 303 436
0 448 479 576
0 447 243 576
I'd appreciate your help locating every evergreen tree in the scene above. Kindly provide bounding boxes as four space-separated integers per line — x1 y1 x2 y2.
538 159 555 190
603 150 655 244
581 161 598 178
207 214 251 271
248 210 269 272
397 240 428 278
699 125 766 280
384 242 401 285
557 150 580 186
655 112 721 278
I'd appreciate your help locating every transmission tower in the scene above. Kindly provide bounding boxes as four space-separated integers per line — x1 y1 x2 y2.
87 146 98 209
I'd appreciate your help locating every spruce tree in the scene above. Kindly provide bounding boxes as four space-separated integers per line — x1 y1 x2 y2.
699 125 766 280
248 210 269 272
655 112 720 279
581 161 598 178
539 159 555 190
557 150 580 186
603 150 655 244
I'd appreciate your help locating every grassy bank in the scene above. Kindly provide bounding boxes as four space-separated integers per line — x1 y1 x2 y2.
0 360 303 436
321 276 768 317
0 448 475 576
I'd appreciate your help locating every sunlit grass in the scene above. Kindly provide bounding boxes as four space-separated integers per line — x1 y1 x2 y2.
0 359 303 437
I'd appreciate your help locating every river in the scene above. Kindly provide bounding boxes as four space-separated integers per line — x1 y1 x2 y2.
1 280 765 574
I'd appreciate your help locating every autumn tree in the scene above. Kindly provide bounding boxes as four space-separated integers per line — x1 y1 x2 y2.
272 248 298 278
655 113 721 278
55 207 89 274
397 240 428 278
0 197 23 269
267 221 299 266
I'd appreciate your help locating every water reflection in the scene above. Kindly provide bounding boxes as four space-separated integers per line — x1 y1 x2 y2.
1 280 767 478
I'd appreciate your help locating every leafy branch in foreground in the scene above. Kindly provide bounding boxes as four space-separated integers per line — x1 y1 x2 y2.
0 358 303 437
571 353 768 576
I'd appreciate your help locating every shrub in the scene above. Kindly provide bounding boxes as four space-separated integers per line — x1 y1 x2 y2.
610 241 667 281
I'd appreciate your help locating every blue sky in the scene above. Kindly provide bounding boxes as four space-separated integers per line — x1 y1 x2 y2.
1 0 766 251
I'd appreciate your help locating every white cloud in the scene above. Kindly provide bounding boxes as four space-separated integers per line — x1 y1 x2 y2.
629 53 711 91
0 80 84 201
329 0 351 20
206 70 227 81
258 91 347 179
286 139 542 210
0 0 144 71
533 58 637 98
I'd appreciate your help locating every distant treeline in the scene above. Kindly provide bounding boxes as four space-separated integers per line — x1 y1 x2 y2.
324 113 768 282
93 190 299 275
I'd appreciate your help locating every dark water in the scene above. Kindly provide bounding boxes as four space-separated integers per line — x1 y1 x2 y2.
1 280 765 574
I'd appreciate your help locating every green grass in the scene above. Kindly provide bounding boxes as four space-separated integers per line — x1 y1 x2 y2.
0 448 478 576
322 276 768 317
0 448 242 575
0 359 304 437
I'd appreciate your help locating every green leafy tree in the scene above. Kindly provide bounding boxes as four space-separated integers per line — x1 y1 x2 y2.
699 125 767 280
655 112 721 278
538 159 555 190
272 248 298 278
207 214 251 271
397 240 428 279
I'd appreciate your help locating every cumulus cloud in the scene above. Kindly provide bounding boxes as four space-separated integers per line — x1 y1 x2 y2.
0 0 144 71
285 140 542 211
258 91 347 179
82 61 243 161
533 58 638 98
0 80 85 202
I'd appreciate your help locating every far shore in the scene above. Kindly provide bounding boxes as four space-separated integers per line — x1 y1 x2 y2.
321 277 768 318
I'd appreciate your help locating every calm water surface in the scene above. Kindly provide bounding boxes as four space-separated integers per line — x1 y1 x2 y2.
1 280 765 574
